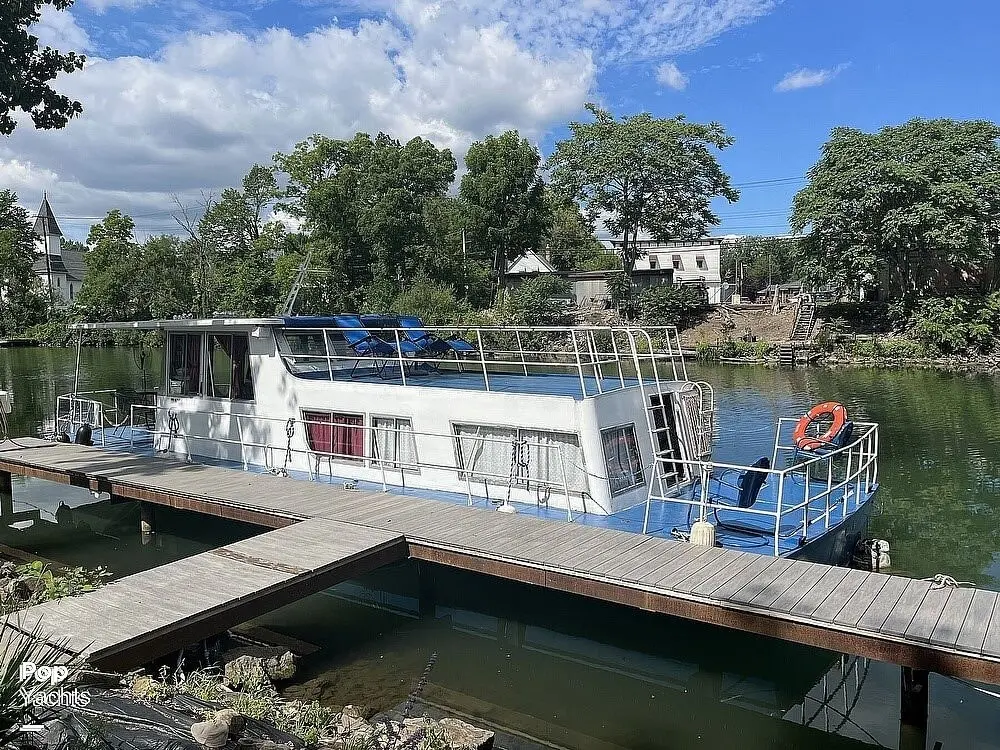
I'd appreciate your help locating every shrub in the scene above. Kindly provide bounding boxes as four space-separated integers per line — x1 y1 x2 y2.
390 275 470 325
716 339 773 360
635 284 710 330
906 294 1000 355
846 337 927 360
502 276 573 326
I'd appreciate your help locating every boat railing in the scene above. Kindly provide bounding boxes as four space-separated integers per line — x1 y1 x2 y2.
122 403 590 520
278 325 687 396
643 421 879 555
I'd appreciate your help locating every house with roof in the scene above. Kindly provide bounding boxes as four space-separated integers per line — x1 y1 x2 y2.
32 196 86 306
602 237 728 304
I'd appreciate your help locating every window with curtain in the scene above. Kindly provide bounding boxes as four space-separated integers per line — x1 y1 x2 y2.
167 333 203 396
303 410 364 461
453 423 587 493
602 424 644 495
372 416 418 471
208 334 254 400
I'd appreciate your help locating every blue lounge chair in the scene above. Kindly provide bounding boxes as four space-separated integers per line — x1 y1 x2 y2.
331 314 419 378
396 316 477 368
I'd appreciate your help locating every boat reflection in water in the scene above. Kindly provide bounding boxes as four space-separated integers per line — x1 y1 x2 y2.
255 562 886 750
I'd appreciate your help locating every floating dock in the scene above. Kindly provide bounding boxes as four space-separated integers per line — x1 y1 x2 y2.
2 438 999 689
7 517 404 670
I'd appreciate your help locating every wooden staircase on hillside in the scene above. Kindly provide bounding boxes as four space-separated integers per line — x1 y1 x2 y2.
790 299 816 342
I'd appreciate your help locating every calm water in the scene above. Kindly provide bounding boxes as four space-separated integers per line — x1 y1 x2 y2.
1 346 999 748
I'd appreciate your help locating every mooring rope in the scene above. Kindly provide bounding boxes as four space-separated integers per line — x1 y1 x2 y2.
922 573 976 590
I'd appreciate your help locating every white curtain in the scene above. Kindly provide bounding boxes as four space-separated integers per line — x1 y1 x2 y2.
453 424 514 482
373 417 418 470
520 429 588 494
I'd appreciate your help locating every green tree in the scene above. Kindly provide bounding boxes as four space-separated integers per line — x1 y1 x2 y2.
791 118 1000 301
275 132 456 307
0 190 46 335
459 131 548 285
195 165 284 315
0 0 85 135
139 235 194 319
542 189 612 271
77 210 142 320
547 103 738 275
721 236 802 298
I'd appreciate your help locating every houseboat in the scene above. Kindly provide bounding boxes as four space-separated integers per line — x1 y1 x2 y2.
53 316 879 564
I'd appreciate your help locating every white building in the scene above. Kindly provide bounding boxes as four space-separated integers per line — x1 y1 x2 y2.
603 237 727 304
32 196 86 306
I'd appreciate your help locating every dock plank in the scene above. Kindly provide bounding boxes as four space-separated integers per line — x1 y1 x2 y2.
955 591 999 654
766 563 829 613
811 570 871 623
881 580 933 639
856 575 910 632
929 588 977 648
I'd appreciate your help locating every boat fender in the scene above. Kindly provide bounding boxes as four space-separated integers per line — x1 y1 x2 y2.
793 402 847 451
343 480 358 491
690 520 716 547
74 424 94 446
496 502 518 514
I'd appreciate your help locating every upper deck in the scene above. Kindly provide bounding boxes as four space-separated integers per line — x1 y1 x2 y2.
72 317 690 401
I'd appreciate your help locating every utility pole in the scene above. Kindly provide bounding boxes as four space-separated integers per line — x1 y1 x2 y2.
462 228 469 298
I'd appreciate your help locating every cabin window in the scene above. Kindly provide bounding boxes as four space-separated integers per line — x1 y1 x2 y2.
672 255 682 270
452 424 587 493
372 416 417 471
281 331 331 377
696 255 707 270
601 424 644 495
648 256 659 270
167 333 203 396
208 334 254 400
303 410 364 461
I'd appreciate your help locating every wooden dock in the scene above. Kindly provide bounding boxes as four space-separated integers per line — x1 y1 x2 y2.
3 438 1000 687
6 517 405 670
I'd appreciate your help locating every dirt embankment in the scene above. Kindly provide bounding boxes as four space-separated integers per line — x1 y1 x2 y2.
678 306 798 347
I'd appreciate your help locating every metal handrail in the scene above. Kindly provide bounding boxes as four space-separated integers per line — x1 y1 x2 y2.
277 325 686 397
646 421 879 555
123 403 585 517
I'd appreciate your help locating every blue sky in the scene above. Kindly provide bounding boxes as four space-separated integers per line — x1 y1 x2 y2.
5 0 999 240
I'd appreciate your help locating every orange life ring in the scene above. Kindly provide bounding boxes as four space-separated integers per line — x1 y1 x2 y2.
793 402 848 451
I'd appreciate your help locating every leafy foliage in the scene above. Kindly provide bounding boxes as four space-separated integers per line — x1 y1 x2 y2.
635 283 710 330
0 0 85 135
391 275 469 325
500 276 573 326
547 103 738 274
792 119 1000 301
905 293 1000 354
274 132 456 308
542 189 611 271
0 190 46 336
721 236 802 298
460 131 548 283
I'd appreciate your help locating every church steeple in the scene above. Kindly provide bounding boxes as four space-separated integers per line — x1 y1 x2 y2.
33 194 63 258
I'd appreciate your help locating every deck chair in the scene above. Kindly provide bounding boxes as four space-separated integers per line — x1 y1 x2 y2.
332 314 419 378
397 316 477 371
702 457 797 538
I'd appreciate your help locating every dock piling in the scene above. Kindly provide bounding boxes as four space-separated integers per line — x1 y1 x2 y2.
0 470 12 518
899 667 929 749
139 501 155 535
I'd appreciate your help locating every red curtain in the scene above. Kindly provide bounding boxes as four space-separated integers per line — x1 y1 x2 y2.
303 411 363 458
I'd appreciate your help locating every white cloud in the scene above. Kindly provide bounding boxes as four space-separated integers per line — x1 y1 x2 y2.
79 0 153 11
656 61 688 90
774 63 849 92
32 4 91 52
4 0 784 237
